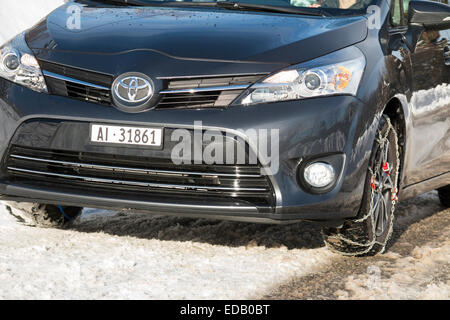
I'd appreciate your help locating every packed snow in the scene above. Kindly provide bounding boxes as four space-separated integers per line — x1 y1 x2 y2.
335 193 450 300
0 192 449 299
261 192 450 300
336 243 450 300
0 205 335 299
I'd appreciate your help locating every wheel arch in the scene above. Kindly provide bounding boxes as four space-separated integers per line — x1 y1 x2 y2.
381 95 409 190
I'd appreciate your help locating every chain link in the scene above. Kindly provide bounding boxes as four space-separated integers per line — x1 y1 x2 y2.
324 116 400 256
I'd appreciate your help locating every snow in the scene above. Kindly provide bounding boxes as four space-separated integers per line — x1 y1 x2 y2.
336 240 450 300
335 193 450 300
0 205 335 299
0 0 64 45
1 192 449 299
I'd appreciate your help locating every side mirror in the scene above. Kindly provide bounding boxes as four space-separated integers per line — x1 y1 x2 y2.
408 0 450 30
403 1 450 52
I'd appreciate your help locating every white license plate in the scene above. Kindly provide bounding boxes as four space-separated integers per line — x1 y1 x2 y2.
90 124 163 147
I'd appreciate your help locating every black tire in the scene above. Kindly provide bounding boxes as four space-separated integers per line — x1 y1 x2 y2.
2 201 82 227
322 115 400 256
438 185 450 207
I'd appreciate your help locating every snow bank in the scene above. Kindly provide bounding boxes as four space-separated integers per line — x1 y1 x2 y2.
0 0 64 44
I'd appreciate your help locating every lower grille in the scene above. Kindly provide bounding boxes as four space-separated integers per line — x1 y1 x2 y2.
5 146 275 208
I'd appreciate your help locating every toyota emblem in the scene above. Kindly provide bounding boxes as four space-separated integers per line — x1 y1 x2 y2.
112 73 155 112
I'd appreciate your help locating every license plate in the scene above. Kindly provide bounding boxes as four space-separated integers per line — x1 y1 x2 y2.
90 124 163 147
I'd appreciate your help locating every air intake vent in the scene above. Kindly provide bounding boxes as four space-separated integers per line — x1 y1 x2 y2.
5 146 275 208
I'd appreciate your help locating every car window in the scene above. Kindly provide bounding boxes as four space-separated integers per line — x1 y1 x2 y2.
391 0 402 26
125 0 380 14
293 0 372 9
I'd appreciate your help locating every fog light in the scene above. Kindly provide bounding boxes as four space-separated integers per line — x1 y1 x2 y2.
303 162 335 188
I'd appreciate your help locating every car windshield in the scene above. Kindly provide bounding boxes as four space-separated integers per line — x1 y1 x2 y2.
89 0 378 16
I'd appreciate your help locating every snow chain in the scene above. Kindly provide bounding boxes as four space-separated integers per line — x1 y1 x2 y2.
324 116 400 256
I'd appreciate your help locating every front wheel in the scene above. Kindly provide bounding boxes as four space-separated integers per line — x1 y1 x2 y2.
2 201 82 227
322 115 400 256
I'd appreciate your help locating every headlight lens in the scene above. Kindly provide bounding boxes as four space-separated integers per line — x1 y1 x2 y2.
0 32 47 93
236 48 365 106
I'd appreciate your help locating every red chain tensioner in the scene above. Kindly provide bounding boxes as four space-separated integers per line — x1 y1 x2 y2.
371 176 376 191
392 188 398 202
382 162 390 175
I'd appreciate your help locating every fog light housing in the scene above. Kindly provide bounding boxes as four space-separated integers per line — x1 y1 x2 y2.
303 162 335 188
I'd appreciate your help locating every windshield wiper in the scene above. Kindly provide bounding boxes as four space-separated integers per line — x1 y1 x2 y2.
215 1 328 17
86 0 156 6
88 0 329 16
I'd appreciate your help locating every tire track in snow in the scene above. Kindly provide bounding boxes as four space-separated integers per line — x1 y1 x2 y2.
261 191 449 299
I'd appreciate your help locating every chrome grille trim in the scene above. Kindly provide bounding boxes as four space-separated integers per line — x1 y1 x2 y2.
43 71 110 91
7 167 268 192
159 84 249 94
157 73 268 80
9 154 262 178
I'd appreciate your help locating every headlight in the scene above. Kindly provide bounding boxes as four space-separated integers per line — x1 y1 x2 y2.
0 32 47 93
235 47 366 106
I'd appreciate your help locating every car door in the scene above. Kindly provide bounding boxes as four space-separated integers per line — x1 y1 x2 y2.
402 0 450 186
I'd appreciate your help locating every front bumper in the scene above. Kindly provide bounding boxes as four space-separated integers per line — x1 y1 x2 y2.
0 79 375 223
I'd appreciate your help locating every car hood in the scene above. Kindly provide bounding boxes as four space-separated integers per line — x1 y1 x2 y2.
26 3 368 74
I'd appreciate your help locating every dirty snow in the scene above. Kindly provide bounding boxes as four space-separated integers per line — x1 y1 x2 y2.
335 193 450 300
261 191 450 300
336 241 450 300
0 192 449 300
0 205 335 299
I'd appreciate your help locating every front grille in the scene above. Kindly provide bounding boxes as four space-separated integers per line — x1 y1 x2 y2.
41 60 113 105
44 76 112 105
158 75 265 109
157 90 244 109
5 146 275 208
39 61 113 87
165 74 265 90
40 60 266 109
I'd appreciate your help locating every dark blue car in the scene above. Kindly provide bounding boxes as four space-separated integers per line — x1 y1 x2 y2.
0 0 449 255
